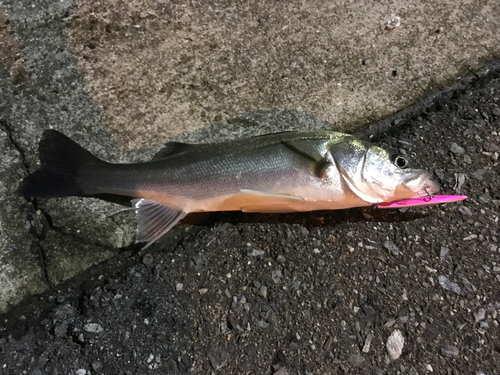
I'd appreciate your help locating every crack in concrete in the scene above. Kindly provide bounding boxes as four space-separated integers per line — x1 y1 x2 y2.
44 210 118 253
0 121 120 289
0 119 29 171
0 119 53 288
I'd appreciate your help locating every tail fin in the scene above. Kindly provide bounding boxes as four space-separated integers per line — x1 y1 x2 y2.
17 130 102 197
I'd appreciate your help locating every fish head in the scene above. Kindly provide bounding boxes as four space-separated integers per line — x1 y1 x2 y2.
328 138 440 203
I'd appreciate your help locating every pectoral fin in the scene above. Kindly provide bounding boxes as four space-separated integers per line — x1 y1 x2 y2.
132 199 187 249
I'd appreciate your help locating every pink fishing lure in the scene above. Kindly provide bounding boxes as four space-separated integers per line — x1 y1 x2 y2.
377 195 467 208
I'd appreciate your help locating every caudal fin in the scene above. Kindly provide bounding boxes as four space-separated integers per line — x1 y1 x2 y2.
17 130 102 197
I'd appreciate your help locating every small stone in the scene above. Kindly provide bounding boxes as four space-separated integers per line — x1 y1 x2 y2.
463 234 477 241
289 342 299 351
298 226 309 236
450 142 465 155
142 253 153 266
470 169 485 180
384 318 396 328
84 323 103 334
478 195 491 204
362 333 374 353
386 329 404 360
207 347 230 370
323 336 333 351
384 14 401 30
463 154 472 164
53 321 69 337
276 255 285 264
176 283 184 291
484 142 500 152
257 285 268 299
441 344 459 357
440 247 450 257
480 321 489 329
425 364 433 372
458 206 472 216
402 289 408 301
193 253 207 267
461 277 477 292
347 353 365 367
474 308 485 322
384 240 400 255
272 270 282 284
273 368 289 375
75 370 86 375
248 248 265 257
91 361 102 371
454 173 466 192
256 319 269 329
438 275 461 294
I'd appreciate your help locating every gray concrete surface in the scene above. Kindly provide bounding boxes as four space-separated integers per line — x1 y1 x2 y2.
0 0 499 313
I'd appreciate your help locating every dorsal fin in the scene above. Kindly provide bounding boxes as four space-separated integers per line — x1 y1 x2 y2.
152 142 197 160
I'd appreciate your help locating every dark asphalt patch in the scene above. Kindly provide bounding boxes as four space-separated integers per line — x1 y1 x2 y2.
1 70 500 374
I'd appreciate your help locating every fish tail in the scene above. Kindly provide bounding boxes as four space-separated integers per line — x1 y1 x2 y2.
17 130 103 197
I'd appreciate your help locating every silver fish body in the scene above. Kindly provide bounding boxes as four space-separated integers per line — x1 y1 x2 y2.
18 130 439 248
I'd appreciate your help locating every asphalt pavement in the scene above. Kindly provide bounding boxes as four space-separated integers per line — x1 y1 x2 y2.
1 66 500 374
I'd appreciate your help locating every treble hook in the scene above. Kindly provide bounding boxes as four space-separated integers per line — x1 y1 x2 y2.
423 186 435 201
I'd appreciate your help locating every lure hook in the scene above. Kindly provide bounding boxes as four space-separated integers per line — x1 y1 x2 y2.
423 186 435 201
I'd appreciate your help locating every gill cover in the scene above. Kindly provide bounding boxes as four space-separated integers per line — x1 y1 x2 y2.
328 139 403 203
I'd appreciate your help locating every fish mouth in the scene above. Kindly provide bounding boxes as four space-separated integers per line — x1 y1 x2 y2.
402 170 440 197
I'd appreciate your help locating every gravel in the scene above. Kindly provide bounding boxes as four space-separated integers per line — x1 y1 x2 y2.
142 253 153 266
83 323 103 333
450 142 465 154
474 308 486 322
438 275 462 294
441 344 460 357
386 329 405 360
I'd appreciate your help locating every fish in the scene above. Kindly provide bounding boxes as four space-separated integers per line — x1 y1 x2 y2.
18 129 440 248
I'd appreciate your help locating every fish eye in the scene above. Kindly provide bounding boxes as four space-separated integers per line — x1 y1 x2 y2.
394 155 408 169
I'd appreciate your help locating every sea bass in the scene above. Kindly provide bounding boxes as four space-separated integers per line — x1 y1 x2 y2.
18 130 440 248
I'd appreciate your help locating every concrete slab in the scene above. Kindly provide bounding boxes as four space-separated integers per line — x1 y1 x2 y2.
0 125 47 313
65 0 500 150
0 0 499 314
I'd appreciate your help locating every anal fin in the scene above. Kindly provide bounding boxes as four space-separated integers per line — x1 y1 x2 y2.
132 199 187 249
